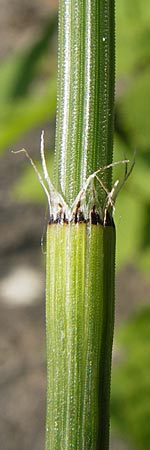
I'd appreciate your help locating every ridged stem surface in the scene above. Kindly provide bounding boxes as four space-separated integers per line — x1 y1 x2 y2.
46 223 115 450
54 0 115 206
46 1 116 449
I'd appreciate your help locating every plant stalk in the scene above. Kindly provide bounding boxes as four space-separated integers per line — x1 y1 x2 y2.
46 223 115 449
54 0 115 205
45 1 115 449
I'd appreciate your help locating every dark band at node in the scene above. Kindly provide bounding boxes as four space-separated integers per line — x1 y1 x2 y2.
48 205 113 226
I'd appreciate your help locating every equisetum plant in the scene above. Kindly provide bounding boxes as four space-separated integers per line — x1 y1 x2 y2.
13 1 134 449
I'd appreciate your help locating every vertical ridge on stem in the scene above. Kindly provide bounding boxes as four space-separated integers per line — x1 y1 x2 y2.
54 0 115 207
46 223 115 449
46 1 116 448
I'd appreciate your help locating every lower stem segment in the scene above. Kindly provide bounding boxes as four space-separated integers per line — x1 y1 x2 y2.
45 222 115 450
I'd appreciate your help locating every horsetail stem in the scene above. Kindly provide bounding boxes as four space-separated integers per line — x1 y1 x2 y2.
45 1 115 449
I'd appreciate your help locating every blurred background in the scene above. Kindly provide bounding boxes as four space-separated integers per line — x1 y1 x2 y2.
0 1 149 449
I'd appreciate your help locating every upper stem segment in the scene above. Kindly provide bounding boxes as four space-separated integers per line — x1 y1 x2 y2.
54 0 115 207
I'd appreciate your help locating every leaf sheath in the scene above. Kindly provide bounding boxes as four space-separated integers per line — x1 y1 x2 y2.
46 222 115 449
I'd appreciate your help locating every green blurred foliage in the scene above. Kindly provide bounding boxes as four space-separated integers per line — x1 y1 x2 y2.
116 0 150 76
110 4 150 447
114 137 150 272
114 0 150 272
0 16 57 153
111 307 150 450
13 152 54 203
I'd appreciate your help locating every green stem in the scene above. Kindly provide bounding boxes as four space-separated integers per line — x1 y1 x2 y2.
46 224 115 449
54 0 115 205
45 1 115 449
